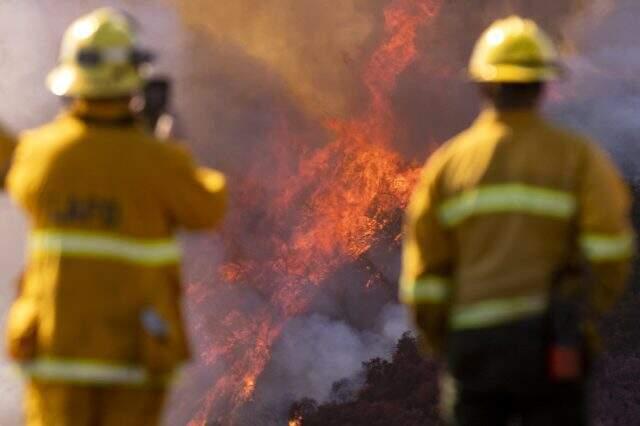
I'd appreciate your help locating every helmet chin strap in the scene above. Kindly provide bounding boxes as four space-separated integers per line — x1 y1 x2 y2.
68 98 135 123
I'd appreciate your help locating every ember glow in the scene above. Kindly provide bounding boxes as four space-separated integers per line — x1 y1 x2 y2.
187 0 442 423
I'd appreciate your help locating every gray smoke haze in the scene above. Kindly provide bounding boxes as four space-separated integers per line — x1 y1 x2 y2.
265 306 407 401
226 305 409 425
175 0 387 119
552 0 640 173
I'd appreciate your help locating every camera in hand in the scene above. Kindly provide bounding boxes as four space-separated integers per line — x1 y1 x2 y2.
140 77 175 139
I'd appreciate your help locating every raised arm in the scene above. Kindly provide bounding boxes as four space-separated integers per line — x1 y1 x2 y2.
160 144 227 231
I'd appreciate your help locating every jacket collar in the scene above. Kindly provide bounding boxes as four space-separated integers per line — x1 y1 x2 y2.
67 99 135 124
475 106 543 128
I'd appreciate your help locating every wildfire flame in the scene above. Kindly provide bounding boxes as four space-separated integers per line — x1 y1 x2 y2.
188 0 442 423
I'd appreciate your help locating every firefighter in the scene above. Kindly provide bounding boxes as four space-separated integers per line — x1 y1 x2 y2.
400 16 633 426
5 8 227 425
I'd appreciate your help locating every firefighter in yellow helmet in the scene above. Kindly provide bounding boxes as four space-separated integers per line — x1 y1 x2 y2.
5 8 227 425
401 16 633 425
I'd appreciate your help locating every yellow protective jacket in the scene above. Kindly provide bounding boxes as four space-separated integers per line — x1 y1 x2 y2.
400 108 633 355
6 102 227 386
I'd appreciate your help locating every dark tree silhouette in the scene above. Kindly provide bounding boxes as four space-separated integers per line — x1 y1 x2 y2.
289 333 442 426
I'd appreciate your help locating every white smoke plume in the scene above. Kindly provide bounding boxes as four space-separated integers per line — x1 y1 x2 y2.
229 304 410 425
266 304 409 403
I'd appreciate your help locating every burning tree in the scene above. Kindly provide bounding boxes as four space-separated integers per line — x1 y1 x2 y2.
177 1 443 423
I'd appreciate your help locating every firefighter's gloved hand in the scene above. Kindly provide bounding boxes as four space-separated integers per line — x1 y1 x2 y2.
140 308 176 378
141 308 169 340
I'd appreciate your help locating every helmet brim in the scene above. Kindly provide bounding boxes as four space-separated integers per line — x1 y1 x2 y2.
469 63 563 83
47 64 143 98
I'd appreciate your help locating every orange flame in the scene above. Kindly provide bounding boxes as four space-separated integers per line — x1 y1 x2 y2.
189 0 442 423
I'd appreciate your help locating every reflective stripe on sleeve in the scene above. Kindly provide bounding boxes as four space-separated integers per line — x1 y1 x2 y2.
438 184 576 227
20 358 147 385
580 232 634 262
450 294 547 330
29 231 181 266
399 276 450 304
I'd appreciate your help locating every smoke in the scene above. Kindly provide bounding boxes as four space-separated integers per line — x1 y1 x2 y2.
175 0 389 118
265 306 407 403
551 0 640 176
231 305 409 425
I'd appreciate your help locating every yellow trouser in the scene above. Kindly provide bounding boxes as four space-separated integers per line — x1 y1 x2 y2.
25 381 166 426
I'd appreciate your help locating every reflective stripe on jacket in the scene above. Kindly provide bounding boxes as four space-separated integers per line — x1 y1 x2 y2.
20 357 181 386
21 358 147 385
400 108 633 347
28 231 181 267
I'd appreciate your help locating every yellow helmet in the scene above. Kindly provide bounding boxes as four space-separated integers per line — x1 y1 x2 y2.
469 16 561 83
47 8 152 98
